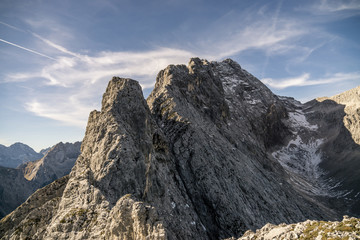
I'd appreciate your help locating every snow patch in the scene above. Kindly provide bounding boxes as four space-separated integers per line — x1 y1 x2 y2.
272 136 327 195
288 111 318 131
221 76 245 93
272 108 344 197
246 98 262 105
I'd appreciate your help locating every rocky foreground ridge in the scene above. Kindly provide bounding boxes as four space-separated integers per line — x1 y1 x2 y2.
233 215 360 240
0 58 359 239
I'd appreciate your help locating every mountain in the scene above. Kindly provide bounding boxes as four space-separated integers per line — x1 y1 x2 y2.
314 86 360 215
39 147 51 156
0 58 359 239
270 86 360 216
19 141 82 187
0 166 33 220
0 142 81 219
0 143 43 168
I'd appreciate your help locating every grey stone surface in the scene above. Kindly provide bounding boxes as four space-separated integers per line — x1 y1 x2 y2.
147 58 337 238
1 59 359 239
234 215 360 240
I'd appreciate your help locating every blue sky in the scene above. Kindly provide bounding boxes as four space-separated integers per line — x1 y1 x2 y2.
0 0 359 151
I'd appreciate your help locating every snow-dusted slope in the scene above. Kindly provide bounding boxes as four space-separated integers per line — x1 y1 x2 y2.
272 98 342 197
306 88 360 215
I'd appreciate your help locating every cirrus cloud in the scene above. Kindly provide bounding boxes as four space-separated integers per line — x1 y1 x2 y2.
2 1 357 128
14 47 194 127
261 72 360 89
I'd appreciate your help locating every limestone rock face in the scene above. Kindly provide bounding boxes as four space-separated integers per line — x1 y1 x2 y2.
39 147 51 156
1 59 359 239
270 86 360 217
235 215 360 240
146 58 335 239
1 77 202 239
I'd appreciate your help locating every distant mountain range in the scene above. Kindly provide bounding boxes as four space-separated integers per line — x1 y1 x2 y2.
0 58 359 239
0 141 81 218
0 143 43 168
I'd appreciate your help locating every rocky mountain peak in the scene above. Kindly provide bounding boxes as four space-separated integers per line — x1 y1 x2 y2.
149 58 229 127
316 86 360 145
317 85 360 107
146 58 335 237
22 141 81 183
187 57 210 74
0 142 42 168
10 142 32 150
151 58 289 149
1 58 359 240
81 77 154 185
101 77 144 112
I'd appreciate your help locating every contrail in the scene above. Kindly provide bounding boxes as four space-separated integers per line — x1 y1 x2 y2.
0 21 25 32
0 38 56 60
31 32 81 58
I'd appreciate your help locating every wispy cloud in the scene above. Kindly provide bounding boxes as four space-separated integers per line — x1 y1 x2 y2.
262 72 360 89
0 38 56 60
3 1 357 128
25 100 91 127
1 17 196 127
197 13 306 59
31 32 81 58
1 12 313 127
304 0 360 20
317 0 360 12
10 35 194 126
0 21 25 32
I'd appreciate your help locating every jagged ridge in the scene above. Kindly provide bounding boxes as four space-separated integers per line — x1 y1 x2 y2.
1 58 359 240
